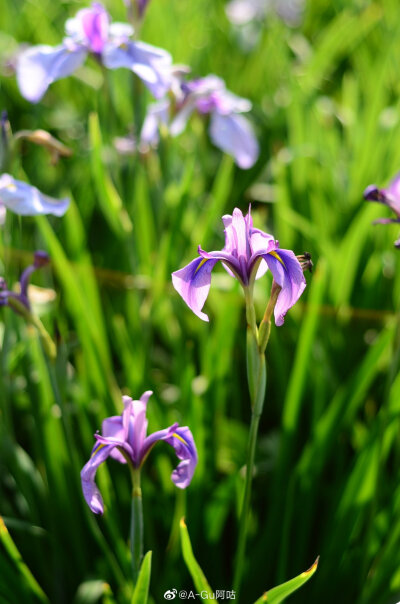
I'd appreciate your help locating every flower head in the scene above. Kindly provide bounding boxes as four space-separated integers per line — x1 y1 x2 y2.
170 75 259 169
172 207 306 326
81 392 198 515
17 2 172 103
0 250 50 312
0 174 70 218
364 172 400 248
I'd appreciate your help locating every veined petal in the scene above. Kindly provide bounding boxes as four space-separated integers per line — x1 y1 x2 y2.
141 425 197 488
0 174 70 217
264 248 306 326
81 442 127 515
101 416 127 463
209 112 259 169
249 228 277 280
81 4 110 53
102 40 172 98
166 426 198 488
17 44 87 103
122 391 151 462
172 256 218 322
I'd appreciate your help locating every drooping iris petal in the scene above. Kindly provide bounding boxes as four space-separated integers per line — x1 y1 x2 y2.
264 248 306 326
172 256 218 322
0 174 70 217
17 44 87 103
209 112 259 169
81 443 121 515
102 40 172 98
167 426 198 489
141 425 198 488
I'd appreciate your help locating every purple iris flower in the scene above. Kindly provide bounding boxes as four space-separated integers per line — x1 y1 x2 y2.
0 251 50 311
81 391 198 515
172 207 306 325
170 75 259 169
0 174 70 217
17 2 172 103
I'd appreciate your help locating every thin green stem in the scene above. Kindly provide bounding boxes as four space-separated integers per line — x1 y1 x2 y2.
233 398 262 595
130 469 143 584
234 296 267 596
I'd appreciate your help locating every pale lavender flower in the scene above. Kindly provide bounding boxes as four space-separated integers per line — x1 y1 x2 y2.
140 73 259 169
226 0 304 27
0 251 50 311
0 174 70 217
171 75 258 169
172 206 306 325
364 173 400 248
17 2 172 103
81 391 198 515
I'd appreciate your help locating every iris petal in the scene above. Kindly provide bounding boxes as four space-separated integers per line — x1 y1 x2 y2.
264 248 306 326
209 112 259 169
17 44 87 103
172 257 218 322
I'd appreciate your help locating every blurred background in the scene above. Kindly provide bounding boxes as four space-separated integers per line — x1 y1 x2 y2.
1 0 400 602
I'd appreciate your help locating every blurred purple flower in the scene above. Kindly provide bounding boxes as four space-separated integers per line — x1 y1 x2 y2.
364 172 400 248
0 251 50 311
17 2 172 102
139 73 259 168
0 174 70 217
172 75 259 169
81 391 198 515
172 206 306 325
226 0 304 27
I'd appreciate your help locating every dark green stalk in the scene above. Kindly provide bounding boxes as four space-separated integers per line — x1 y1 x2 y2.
130 468 143 584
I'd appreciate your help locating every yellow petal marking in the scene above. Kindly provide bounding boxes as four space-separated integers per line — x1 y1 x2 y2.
194 258 208 275
172 432 188 446
268 250 285 267
91 443 106 458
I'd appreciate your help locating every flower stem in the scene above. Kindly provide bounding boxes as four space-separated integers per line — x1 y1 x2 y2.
234 302 267 595
130 468 143 584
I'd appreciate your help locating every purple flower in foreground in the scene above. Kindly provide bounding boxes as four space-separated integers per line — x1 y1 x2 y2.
81 391 198 515
0 174 70 217
364 172 400 248
0 251 50 311
172 207 306 326
17 2 172 103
